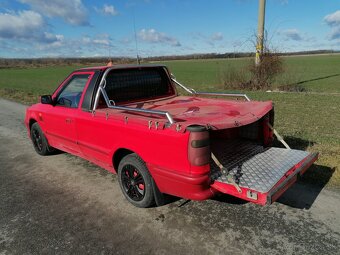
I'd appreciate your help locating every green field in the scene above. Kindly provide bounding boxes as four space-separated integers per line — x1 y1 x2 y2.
0 65 80 103
161 54 340 92
1 54 339 188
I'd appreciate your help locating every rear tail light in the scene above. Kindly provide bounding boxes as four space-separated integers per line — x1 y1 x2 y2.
187 125 210 166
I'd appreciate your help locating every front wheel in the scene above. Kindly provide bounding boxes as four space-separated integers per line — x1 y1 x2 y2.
30 122 55 156
118 154 155 208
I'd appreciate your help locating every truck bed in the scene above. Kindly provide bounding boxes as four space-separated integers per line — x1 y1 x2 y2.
128 95 273 130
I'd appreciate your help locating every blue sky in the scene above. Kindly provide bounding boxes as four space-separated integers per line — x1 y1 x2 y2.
0 0 339 58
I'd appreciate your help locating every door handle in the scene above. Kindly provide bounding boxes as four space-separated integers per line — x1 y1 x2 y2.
65 118 73 124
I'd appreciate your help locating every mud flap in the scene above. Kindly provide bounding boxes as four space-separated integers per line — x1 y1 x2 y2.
210 141 318 205
151 179 165 206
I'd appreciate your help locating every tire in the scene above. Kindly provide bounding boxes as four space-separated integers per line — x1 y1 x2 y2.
30 122 55 156
118 153 155 208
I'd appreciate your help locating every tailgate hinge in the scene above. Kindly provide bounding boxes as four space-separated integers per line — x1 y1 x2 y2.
211 152 242 193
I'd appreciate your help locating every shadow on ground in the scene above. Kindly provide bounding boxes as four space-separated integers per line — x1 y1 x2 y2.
274 135 334 187
212 194 248 205
272 136 334 209
277 164 335 209
280 73 340 91
273 135 314 150
295 73 340 85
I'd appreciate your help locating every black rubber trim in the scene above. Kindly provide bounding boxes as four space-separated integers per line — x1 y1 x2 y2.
81 70 102 111
191 139 210 148
186 125 207 132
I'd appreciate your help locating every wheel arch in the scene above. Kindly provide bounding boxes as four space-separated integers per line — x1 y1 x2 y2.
29 118 37 129
112 147 165 206
112 148 135 171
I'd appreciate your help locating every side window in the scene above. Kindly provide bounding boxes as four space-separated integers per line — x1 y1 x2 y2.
56 74 90 108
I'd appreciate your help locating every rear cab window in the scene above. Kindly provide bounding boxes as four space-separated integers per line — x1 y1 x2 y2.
103 67 175 106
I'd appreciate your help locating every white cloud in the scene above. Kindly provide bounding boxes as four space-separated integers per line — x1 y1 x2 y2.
190 32 225 47
20 0 89 26
94 4 119 16
81 36 91 44
138 29 181 46
81 34 111 47
25 33 113 57
324 10 340 40
211 32 223 41
190 32 205 40
0 10 63 44
93 39 110 46
324 10 340 26
43 32 64 43
279 0 288 5
36 34 64 50
0 10 44 39
280 29 303 41
329 27 340 40
0 9 66 57
93 34 111 46
102 4 119 16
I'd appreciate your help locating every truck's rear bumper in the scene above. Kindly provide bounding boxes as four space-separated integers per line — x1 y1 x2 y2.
148 164 217 200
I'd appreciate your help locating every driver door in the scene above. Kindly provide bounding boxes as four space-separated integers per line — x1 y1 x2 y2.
43 72 93 154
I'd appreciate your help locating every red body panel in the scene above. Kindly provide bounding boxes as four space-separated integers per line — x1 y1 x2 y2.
126 96 273 131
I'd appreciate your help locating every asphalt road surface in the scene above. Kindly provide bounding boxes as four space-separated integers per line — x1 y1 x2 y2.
1 98 339 255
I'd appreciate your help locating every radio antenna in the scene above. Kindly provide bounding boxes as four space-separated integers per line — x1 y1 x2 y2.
133 12 140 65
106 41 113 66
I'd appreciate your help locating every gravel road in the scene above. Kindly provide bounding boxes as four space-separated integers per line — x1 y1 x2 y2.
0 98 339 255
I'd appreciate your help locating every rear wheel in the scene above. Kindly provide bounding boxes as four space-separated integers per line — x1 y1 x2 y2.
30 122 55 155
118 154 155 208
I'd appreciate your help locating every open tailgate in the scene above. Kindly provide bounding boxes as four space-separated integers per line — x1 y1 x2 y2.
210 140 318 205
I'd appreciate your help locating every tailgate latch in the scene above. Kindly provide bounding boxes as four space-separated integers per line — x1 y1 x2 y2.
246 190 258 200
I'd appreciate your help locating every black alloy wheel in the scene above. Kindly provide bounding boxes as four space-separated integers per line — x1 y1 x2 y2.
30 122 55 156
121 164 145 202
118 153 155 208
32 128 43 152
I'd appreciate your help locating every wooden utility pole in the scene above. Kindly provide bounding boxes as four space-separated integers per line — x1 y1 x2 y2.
255 0 266 66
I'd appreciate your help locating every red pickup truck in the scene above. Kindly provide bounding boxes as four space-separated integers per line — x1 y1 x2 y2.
25 64 318 207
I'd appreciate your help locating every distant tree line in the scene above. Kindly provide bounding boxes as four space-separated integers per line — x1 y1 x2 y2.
0 50 338 68
0 57 135 68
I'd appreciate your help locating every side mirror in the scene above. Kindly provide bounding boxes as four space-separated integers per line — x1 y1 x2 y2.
40 95 53 105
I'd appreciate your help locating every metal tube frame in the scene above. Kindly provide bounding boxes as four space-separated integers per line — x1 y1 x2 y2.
92 67 175 125
171 77 291 148
91 68 251 126
171 78 251 101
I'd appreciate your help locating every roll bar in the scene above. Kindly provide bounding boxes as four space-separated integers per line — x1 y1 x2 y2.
91 68 251 126
92 67 175 125
171 78 251 101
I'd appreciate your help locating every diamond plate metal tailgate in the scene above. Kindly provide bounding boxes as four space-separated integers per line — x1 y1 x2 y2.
210 140 318 205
